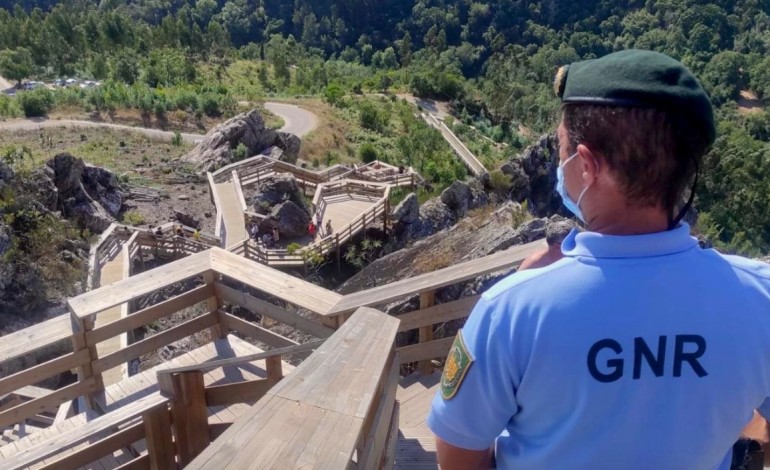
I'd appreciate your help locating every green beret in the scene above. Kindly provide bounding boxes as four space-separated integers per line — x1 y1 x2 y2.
554 49 716 145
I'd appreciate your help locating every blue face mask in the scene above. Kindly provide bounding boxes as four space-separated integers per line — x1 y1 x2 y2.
556 152 590 223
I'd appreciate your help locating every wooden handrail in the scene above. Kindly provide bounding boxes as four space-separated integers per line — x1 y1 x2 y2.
157 339 325 378
186 307 400 469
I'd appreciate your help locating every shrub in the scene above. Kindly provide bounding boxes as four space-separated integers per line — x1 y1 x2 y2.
286 242 303 255
489 170 512 194
122 210 145 226
233 143 248 160
359 101 388 133
171 132 183 146
359 143 378 163
17 89 54 117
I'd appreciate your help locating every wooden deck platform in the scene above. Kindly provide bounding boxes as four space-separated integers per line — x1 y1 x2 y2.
0 334 293 469
394 372 441 469
321 194 380 235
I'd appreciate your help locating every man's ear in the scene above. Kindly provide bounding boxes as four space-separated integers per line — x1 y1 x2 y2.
576 143 599 185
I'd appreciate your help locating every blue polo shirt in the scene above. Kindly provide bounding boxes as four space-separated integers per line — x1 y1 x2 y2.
428 224 770 469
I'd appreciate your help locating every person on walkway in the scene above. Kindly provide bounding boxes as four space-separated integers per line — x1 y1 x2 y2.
175 225 185 238
428 50 770 470
261 232 273 248
308 221 317 240
325 219 333 236
193 227 201 242
272 227 280 244
250 224 258 240
517 219 575 271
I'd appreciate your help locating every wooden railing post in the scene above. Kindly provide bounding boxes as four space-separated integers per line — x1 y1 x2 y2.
203 271 225 339
266 355 283 386
335 233 341 275
69 311 102 410
144 405 176 470
418 291 435 375
168 371 210 466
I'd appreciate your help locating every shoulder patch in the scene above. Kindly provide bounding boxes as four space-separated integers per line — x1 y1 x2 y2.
440 331 474 400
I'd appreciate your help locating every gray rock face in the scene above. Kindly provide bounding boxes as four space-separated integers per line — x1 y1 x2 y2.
251 174 308 215
390 193 419 225
180 109 301 173
38 153 126 233
441 181 472 218
508 134 562 217
270 200 310 237
174 210 201 229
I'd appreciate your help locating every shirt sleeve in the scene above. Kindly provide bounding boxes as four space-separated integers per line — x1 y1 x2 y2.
427 296 518 450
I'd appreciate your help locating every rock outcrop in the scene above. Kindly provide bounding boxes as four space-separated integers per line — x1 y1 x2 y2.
250 174 309 215
33 153 126 233
180 109 301 173
490 134 562 217
270 201 310 237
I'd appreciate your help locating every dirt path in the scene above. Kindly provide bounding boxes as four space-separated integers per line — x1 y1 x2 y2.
0 102 318 142
0 75 13 94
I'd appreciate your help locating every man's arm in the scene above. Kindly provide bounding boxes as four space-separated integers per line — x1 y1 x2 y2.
517 246 548 271
436 438 493 470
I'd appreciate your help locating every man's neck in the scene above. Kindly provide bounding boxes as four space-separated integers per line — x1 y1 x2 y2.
587 203 669 236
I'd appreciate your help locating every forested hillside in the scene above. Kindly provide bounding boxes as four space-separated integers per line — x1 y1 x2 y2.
2 0 770 254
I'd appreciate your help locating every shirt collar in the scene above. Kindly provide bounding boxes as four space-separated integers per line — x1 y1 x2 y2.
561 223 698 259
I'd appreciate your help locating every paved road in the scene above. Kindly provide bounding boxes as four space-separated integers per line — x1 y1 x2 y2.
264 102 317 137
0 101 318 144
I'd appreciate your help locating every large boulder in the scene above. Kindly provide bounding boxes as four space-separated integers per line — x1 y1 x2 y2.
36 153 126 233
180 109 301 173
250 174 308 215
440 181 472 218
270 201 310 237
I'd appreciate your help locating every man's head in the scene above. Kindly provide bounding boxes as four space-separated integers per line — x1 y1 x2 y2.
553 50 715 231
545 220 575 248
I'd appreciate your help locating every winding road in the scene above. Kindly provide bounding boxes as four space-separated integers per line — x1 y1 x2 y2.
0 101 317 142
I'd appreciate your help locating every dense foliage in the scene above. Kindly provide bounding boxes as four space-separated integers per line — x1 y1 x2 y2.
2 0 770 253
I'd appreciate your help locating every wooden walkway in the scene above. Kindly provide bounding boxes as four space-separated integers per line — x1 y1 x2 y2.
0 335 293 468
95 246 128 386
394 372 441 469
214 181 248 248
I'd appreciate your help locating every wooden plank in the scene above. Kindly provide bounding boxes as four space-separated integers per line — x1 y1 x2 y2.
269 307 399 418
114 453 150 470
204 379 271 407
156 339 324 377
209 248 342 315
327 239 546 316
13 385 52 400
92 312 218 374
397 295 480 332
215 283 335 338
218 311 298 349
68 250 212 318
0 379 98 430
360 358 400 469
87 284 215 344
0 350 90 397
418 292 435 376
265 356 282 387
383 402 400 470
143 406 175 470
37 422 144 470
397 337 454 364
0 315 73 363
169 372 209 466
52 400 74 425
2 393 167 470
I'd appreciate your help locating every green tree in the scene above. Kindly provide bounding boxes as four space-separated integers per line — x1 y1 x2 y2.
323 82 344 107
0 48 33 85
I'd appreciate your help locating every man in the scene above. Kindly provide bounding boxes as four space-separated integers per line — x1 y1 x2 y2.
428 49 770 469
517 219 575 271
